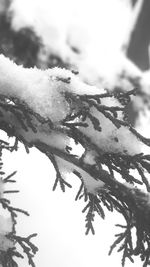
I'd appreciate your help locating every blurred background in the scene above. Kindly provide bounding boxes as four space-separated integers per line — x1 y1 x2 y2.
0 0 150 266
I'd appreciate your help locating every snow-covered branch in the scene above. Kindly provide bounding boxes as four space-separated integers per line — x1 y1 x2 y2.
1 1 150 266
0 53 150 181
2 54 150 265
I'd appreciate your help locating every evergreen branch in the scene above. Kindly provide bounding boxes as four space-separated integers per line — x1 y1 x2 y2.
10 138 19 152
64 89 150 151
134 162 150 191
109 222 134 267
48 153 72 192
10 234 38 267
0 152 38 267
3 171 17 183
1 60 150 267
75 181 84 201
82 194 105 235
78 88 137 103
87 113 102 131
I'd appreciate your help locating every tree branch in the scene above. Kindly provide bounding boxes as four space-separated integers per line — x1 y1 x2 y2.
1 54 150 266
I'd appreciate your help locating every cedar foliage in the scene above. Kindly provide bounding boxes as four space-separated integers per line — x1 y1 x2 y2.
1 3 150 267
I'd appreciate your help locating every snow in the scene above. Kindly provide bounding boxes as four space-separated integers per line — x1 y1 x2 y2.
0 54 145 157
54 155 106 193
80 107 142 155
7 0 145 91
0 234 14 251
8 0 142 89
0 215 12 233
0 215 14 251
9 0 132 54
0 177 14 252
140 70 150 94
79 169 105 194
0 179 4 198
0 0 150 266
135 109 150 155
0 55 103 123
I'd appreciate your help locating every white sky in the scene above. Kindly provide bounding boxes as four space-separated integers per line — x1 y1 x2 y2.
1 0 144 266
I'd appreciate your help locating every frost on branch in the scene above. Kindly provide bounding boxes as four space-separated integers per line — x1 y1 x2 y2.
2 55 150 266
